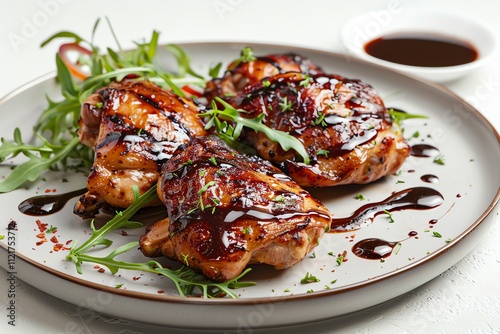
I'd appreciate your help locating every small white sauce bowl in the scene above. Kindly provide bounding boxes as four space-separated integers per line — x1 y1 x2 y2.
340 9 497 83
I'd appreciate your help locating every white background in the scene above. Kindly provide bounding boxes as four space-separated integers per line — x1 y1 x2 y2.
0 0 499 333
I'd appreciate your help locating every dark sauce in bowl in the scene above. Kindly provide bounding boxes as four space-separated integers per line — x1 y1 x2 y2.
364 33 478 67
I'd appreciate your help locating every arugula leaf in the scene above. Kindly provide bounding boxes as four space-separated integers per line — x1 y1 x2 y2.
68 186 155 258
40 31 86 47
67 185 255 298
0 136 80 193
208 62 223 78
76 244 255 298
165 44 204 80
55 53 79 98
200 98 310 164
0 19 206 193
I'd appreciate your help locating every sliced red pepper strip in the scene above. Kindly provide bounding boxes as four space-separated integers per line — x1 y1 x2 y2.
58 42 92 80
181 85 203 98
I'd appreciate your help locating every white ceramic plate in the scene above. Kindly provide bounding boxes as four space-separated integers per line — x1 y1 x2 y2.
0 43 499 329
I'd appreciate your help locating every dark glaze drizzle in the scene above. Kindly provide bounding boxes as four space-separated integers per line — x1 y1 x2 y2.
235 73 387 159
330 187 444 232
421 174 439 183
18 188 87 216
410 144 440 158
353 231 418 260
352 238 399 259
171 206 328 261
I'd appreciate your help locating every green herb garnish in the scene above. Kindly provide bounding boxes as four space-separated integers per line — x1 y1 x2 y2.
433 155 446 165
0 19 204 193
66 186 254 298
237 47 256 64
384 210 394 223
200 98 310 164
316 149 329 158
46 225 58 234
388 108 428 126
354 193 365 201
279 96 293 112
301 272 320 284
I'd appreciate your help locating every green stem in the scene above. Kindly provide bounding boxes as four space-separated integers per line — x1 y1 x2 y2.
70 186 158 255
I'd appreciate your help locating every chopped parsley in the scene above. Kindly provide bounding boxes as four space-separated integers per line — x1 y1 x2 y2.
242 227 252 235
299 75 311 87
316 149 329 158
301 272 320 284
313 112 327 127
384 210 394 223
354 193 365 201
238 47 256 63
279 96 293 112
272 195 285 203
433 155 445 165
46 225 58 233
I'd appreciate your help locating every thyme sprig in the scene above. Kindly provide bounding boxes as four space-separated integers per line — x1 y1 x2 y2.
67 186 255 298
200 98 310 164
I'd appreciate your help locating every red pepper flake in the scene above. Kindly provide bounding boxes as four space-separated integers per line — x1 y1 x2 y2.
44 189 51 193
121 230 128 236
36 219 48 232
50 236 58 243
157 290 165 294
36 239 47 246
94 265 100 269
36 233 46 239
98 268 105 273
65 239 73 245
132 276 141 281
53 244 64 252
341 250 348 262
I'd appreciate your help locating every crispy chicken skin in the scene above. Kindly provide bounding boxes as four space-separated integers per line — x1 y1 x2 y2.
74 80 207 218
139 135 331 282
206 57 410 187
204 52 323 102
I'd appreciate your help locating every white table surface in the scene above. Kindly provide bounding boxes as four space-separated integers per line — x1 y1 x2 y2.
0 0 499 333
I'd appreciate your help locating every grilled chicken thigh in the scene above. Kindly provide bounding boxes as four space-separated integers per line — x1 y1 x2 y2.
206 54 410 187
74 80 207 218
139 135 332 282
204 51 323 102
